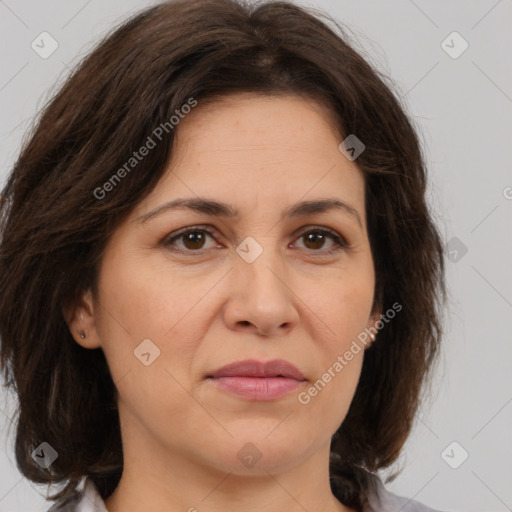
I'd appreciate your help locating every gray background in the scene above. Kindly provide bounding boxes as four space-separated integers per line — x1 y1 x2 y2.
0 1 511 511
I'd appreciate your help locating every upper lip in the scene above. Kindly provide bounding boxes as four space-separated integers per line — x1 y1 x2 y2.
208 359 306 380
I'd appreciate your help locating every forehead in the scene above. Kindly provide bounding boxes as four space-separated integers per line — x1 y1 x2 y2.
132 93 366 223
176 92 343 152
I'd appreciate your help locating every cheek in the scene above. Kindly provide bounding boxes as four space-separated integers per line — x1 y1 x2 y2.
293 274 373 429
297 348 364 442
317 272 375 349
94 262 204 433
97 246 213 342
94 249 216 403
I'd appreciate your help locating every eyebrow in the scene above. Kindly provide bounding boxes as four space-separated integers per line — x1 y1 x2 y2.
136 197 362 228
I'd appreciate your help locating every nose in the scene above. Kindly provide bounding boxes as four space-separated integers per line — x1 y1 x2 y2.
223 243 299 337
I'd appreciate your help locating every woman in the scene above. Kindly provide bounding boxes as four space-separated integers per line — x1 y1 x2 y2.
0 1 446 511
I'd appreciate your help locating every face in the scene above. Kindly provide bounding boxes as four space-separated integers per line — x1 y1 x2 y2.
65 93 380 477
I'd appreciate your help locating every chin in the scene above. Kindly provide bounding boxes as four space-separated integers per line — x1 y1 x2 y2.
203 434 317 476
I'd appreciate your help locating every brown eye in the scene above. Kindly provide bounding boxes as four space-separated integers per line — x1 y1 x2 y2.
294 228 348 255
302 231 327 250
164 228 217 253
163 225 348 256
180 231 208 250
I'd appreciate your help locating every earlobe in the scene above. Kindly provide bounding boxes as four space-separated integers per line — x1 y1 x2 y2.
61 288 102 349
366 309 383 347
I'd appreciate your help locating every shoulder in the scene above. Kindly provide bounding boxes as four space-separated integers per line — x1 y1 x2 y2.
46 479 108 512
48 473 444 512
364 472 445 512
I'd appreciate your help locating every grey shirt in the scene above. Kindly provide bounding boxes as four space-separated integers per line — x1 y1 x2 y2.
47 476 444 512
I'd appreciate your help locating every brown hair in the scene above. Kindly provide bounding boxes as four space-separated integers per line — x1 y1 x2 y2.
0 0 446 510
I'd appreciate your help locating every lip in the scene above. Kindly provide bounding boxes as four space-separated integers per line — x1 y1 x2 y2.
207 359 306 401
209 359 305 380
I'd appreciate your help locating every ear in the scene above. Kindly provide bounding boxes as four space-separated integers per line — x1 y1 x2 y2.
61 288 102 349
365 308 383 347
367 309 382 328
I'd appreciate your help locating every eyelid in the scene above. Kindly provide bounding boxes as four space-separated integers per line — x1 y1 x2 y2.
161 224 220 251
161 224 350 255
293 225 349 247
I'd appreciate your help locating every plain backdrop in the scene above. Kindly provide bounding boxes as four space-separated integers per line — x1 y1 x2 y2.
0 1 511 511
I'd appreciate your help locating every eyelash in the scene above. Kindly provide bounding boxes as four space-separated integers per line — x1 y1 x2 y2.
162 225 349 256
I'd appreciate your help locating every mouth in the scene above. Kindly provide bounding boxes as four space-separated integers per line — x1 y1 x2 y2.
207 359 306 401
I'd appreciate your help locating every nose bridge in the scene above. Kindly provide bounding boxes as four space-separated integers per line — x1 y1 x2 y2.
236 233 287 300
229 233 296 333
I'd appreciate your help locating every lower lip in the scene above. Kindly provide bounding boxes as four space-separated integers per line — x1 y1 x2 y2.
209 376 303 400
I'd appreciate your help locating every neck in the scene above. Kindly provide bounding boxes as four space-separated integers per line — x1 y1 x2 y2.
104 432 355 512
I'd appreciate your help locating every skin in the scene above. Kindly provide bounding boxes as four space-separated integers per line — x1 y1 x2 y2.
63 92 381 512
